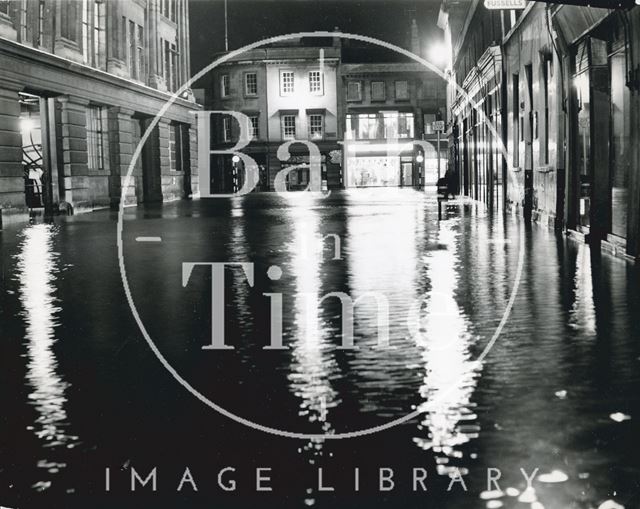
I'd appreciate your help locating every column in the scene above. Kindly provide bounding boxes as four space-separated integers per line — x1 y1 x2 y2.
0 84 25 227
189 122 198 196
57 96 89 213
107 106 136 208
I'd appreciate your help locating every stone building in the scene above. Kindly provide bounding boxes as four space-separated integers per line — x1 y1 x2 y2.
205 39 342 192
339 60 447 189
0 0 198 227
439 0 640 261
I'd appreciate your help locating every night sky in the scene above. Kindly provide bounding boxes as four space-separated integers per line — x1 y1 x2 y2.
188 0 444 75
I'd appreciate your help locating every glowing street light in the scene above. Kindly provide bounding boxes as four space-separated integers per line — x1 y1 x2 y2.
428 41 451 68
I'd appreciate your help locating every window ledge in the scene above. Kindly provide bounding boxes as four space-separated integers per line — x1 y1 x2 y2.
536 165 554 174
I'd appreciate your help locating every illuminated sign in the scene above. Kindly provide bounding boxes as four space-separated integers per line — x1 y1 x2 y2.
484 0 527 9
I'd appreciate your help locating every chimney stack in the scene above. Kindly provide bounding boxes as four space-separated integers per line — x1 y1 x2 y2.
410 19 420 56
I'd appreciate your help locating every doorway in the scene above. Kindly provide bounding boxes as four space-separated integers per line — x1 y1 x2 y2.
134 117 162 203
19 92 60 215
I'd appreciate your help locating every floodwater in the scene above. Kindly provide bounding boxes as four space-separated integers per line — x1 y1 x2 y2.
0 189 638 509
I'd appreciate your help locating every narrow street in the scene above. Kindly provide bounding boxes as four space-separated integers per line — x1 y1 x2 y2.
1 189 638 508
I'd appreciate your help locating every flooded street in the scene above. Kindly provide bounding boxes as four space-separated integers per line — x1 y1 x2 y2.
1 189 639 508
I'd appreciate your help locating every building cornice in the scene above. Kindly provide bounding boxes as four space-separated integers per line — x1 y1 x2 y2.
0 36 199 120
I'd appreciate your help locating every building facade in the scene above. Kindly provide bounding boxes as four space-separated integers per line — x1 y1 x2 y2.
0 0 198 227
206 41 342 192
339 62 447 189
439 0 640 261
205 32 448 192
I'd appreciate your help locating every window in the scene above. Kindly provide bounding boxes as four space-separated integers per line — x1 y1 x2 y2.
541 56 551 165
81 0 90 64
248 116 259 140
309 70 323 94
128 20 136 79
93 1 106 68
245 73 257 96
37 0 44 46
169 123 184 172
424 113 436 135
358 113 378 140
395 81 409 100
371 81 385 101
0 1 10 16
221 74 230 97
223 117 232 142
136 24 144 81
512 73 520 167
164 39 178 91
280 71 294 96
398 112 414 138
347 81 362 101
308 114 323 140
282 114 296 139
161 0 175 21
86 106 105 171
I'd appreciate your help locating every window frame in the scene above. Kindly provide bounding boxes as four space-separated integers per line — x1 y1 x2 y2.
371 81 386 102
346 81 362 102
395 80 409 101
244 72 258 96
280 70 295 96
86 105 105 171
308 113 324 140
221 74 230 98
248 115 259 140
281 114 296 140
308 70 323 95
222 117 232 142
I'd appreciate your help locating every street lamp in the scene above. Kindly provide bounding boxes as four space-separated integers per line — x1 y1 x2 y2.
428 41 451 67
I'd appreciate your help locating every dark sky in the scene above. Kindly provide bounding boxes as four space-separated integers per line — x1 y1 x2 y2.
189 0 443 75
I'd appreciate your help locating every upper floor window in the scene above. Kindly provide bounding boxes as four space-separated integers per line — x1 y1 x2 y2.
221 74 230 97
81 0 90 64
245 73 257 96
371 81 386 101
161 0 176 22
395 81 409 100
281 114 296 139
309 71 323 94
280 71 294 96
308 114 323 140
93 1 106 69
0 0 10 16
163 39 179 91
347 81 362 101
248 116 259 140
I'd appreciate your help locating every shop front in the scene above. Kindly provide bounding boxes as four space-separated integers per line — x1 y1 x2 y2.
555 7 632 246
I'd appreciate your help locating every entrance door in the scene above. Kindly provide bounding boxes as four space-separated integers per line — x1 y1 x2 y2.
609 47 630 239
19 92 59 215
137 118 162 203
400 160 413 187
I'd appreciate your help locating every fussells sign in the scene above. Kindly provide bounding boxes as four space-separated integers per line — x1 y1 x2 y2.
484 0 527 9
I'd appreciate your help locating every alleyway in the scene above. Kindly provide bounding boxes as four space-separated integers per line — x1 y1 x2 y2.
1 189 639 508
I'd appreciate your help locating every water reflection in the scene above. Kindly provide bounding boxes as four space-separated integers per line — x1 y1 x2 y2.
286 195 339 433
413 217 480 473
569 245 596 335
15 224 79 484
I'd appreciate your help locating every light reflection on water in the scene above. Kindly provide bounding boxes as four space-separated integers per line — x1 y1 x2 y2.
14 223 80 488
412 218 480 474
